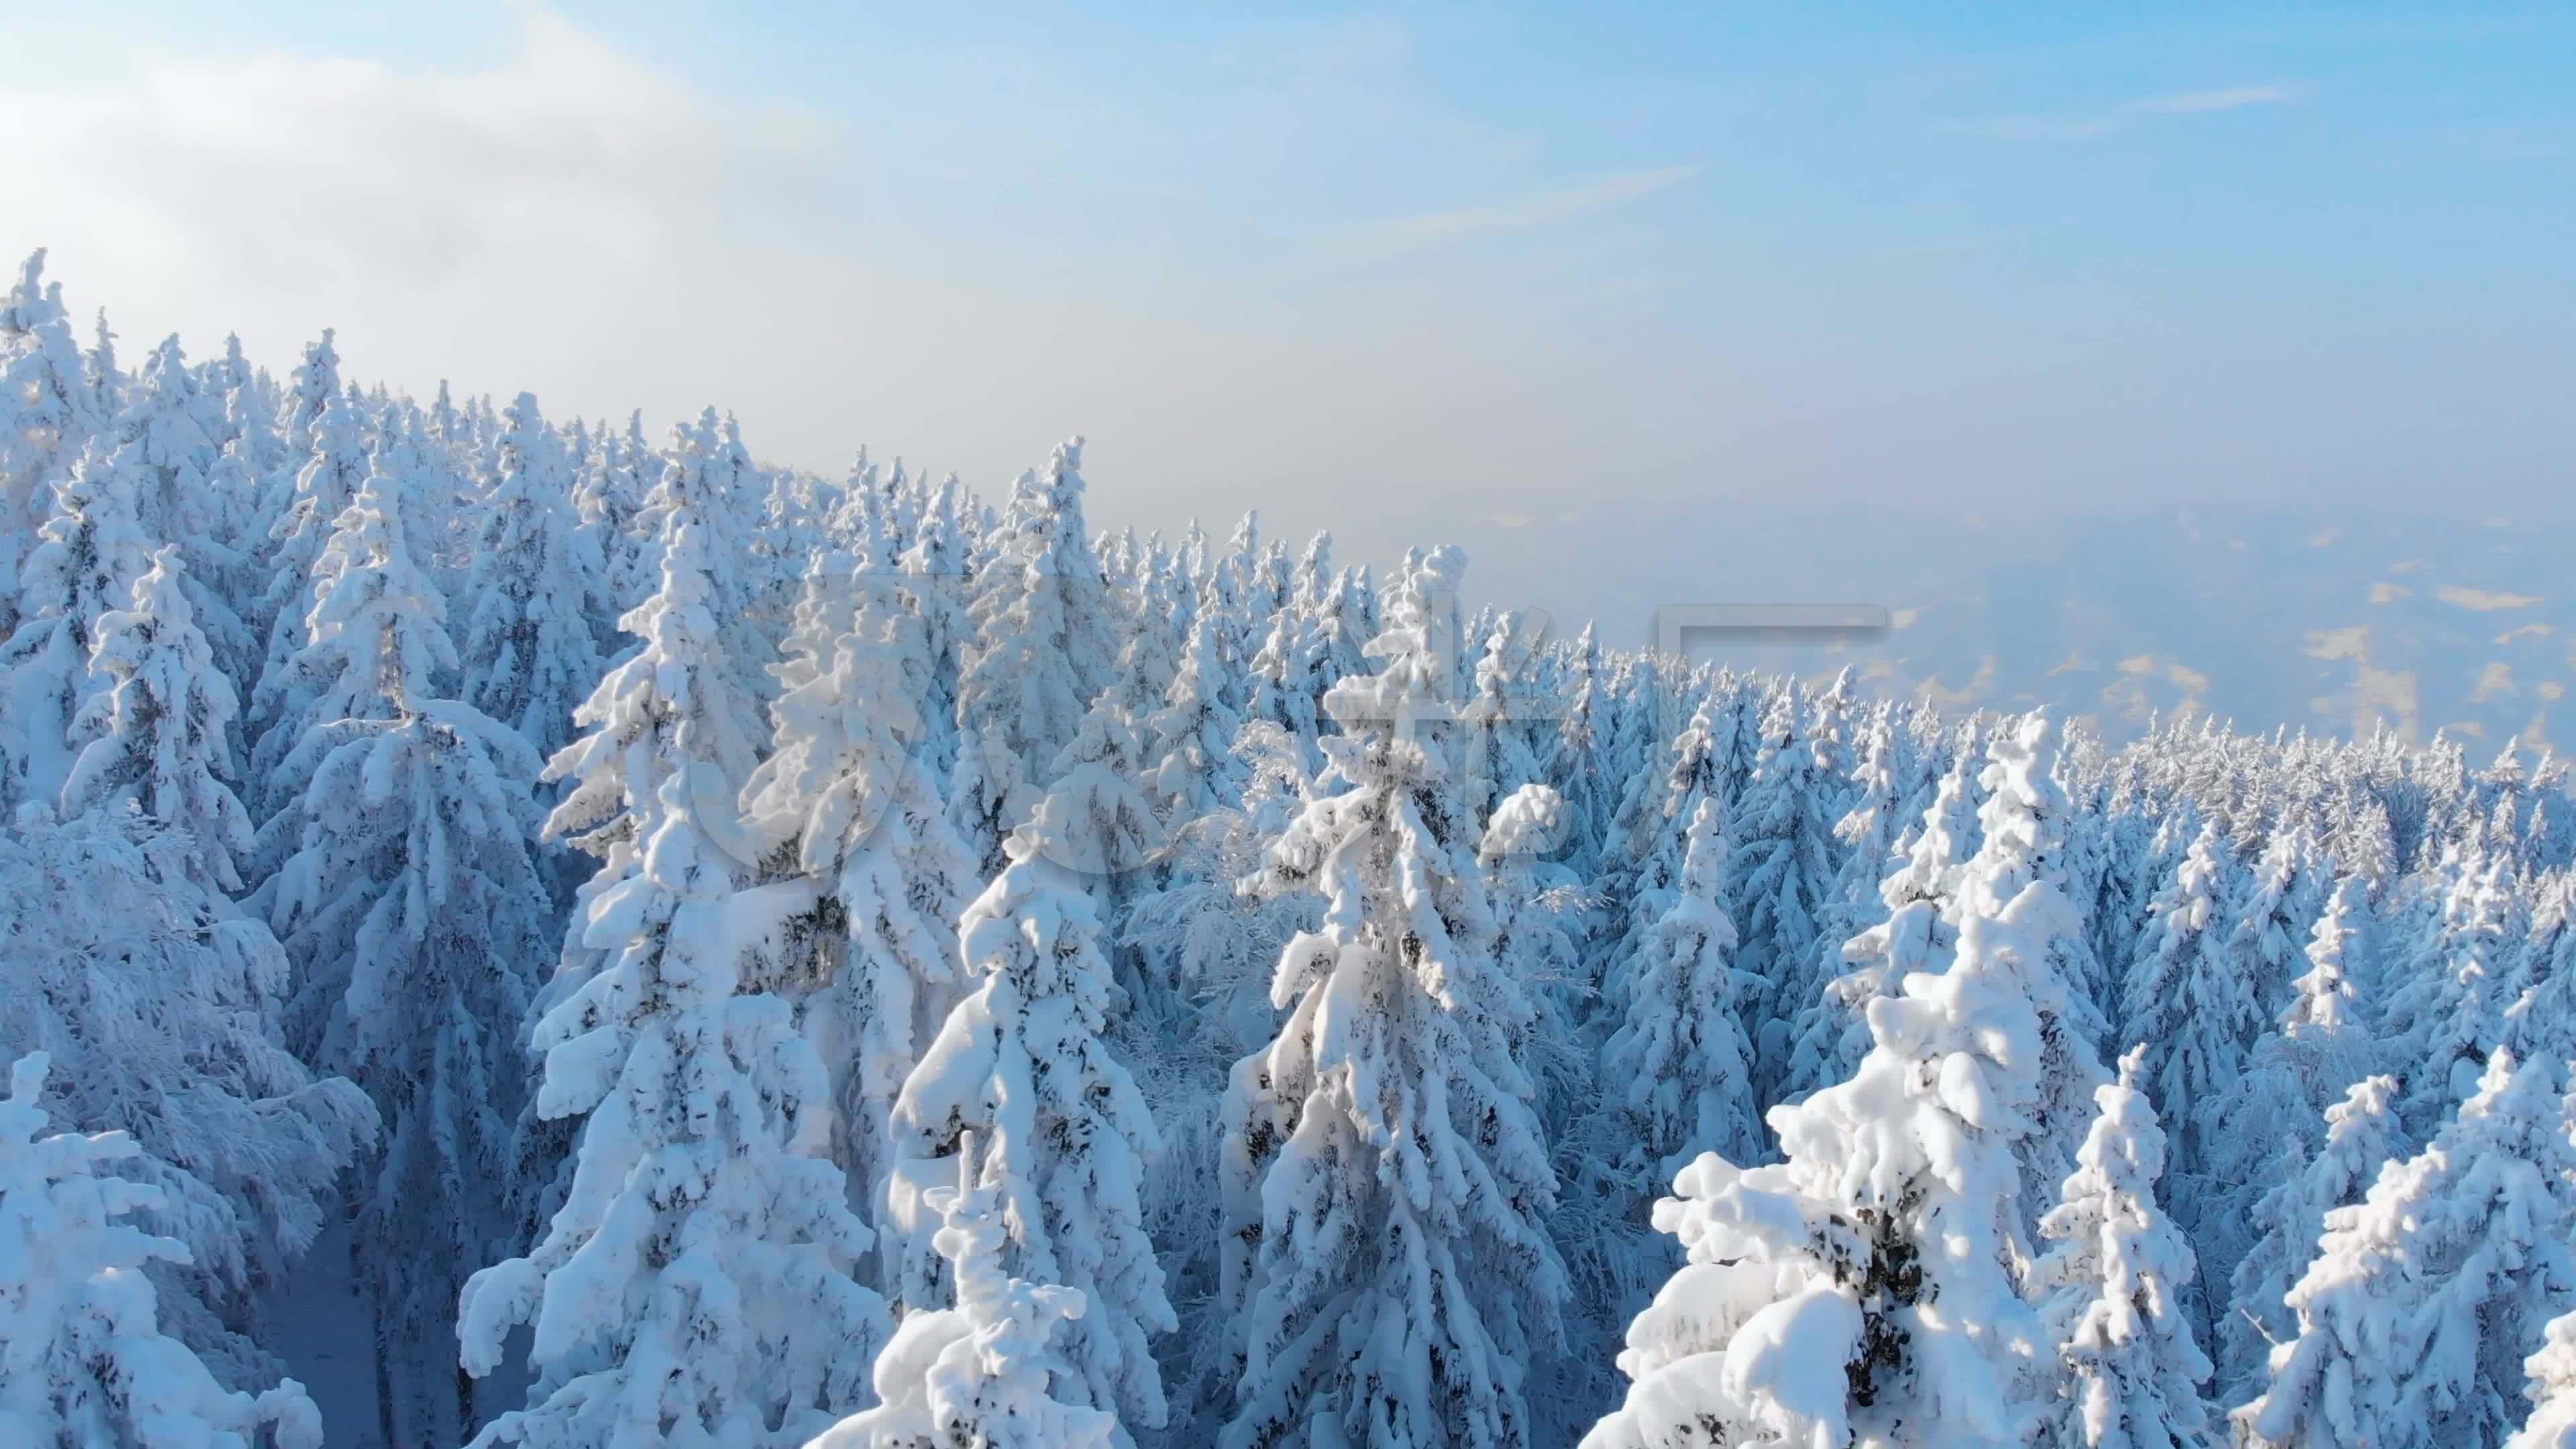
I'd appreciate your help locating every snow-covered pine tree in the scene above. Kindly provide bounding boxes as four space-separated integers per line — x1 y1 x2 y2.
1945 713 2112 1248
2 436 153 813
2384 853 2520 1133
1731 675 1854 1046
2025 1044 2214 1449
2238 1049 2576 1449
490 405 815 1332
1598 796 1764 1180
1778 727 1978 1104
103 333 256 683
2218 1073 2409 1406
957 438 1122 803
806 1137 1118 1449
1103 558 1181 724
566 420 639 650
1480 780 1589 1128
0 251 103 639
204 373 282 614
2502 874 2576 1071
1297 564 1373 731
2120 818 2257 1236
1218 545 1567 1449
79 309 122 422
539 415 775 1002
596 412 661 615
1042 700 1166 914
58 546 256 896
2232 827 2319 1028
882 786 1174 1437
1208 509 1264 676
619 406 772 703
2508 1311 2576 1449
458 392 610 761
2200 873 2382 1348
1241 588 1317 769
1547 622 1611 873
255 572 553 1446
737 584 983 1253
1460 607 1550 818
0 804 376 1389
2327 785 2398 903
272 331 340 470
888 472 972 771
248 425 458 849
1600 684 1730 1003
0 1051 325 1449
457 763 888 1448
249 385 366 727
1144 609 1244 826
1581 879 2068 1447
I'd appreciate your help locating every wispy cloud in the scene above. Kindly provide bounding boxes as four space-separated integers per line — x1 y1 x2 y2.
1944 84 2307 142
1323 164 1698 264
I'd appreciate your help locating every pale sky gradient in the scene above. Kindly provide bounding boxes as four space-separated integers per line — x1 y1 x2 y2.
6 3 2572 618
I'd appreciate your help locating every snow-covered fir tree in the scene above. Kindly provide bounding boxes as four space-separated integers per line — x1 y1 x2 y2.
2218 1072 2410 1405
462 435 881 1443
2025 1045 2214 1449
0 251 101 638
256 614 553 1447
1781 735 1975 1103
1218 545 1568 1449
0 803 376 1390
457 392 610 761
2198 873 2381 1343
1731 679 1839 1080
2508 1311 2576 1449
2 436 154 812
0 1051 325 1449
248 388 368 747
2385 853 2520 1133
457 767 888 1447
883 786 1175 1437
1583 839 2077 1447
538 415 775 1002
101 333 256 681
249 431 455 836
2119 818 2257 1246
737 584 983 1250
805 1138 1118 1449
1145 610 1244 825
2239 1050 2576 1449
955 437 1121 807
1597 796 1763 1181
58 546 256 895
1947 714 2113 1251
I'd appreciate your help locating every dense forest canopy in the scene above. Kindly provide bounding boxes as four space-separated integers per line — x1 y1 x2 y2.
5 248 2575 1448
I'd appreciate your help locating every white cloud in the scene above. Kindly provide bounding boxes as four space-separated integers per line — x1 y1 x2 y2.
0 12 888 443
1321 165 1698 264
0 10 1732 569
2434 584 2543 611
2131 86 2306 116
1943 84 2306 142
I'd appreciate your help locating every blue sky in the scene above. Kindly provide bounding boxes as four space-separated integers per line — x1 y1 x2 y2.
7 3 2572 592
